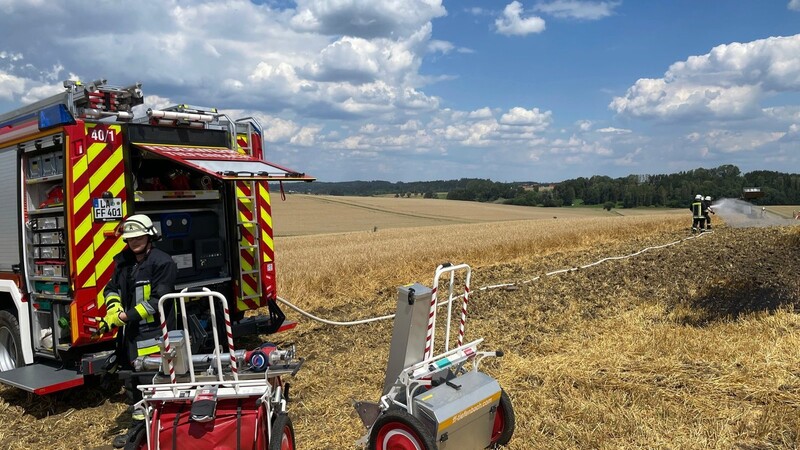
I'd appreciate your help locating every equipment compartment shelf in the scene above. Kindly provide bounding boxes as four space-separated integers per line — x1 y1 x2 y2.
26 174 64 184
31 292 72 301
31 276 68 282
28 207 65 215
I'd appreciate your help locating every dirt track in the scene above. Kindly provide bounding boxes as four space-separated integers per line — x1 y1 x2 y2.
0 224 798 449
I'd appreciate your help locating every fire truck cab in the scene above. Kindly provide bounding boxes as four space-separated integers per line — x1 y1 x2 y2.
0 79 312 394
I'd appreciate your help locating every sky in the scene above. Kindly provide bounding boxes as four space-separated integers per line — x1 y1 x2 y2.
1 0 799 183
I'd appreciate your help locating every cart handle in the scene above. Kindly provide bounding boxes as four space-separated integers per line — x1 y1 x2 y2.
157 288 238 385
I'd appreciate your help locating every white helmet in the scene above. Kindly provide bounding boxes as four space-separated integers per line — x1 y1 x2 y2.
705 196 711 201
120 214 158 241
695 194 702 200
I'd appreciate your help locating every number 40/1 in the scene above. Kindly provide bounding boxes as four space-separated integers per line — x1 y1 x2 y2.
90 128 115 142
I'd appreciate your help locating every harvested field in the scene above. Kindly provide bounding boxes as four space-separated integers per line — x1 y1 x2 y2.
269 194 684 236
0 207 799 449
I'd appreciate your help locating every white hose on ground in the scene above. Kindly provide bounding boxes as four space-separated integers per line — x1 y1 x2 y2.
277 231 711 326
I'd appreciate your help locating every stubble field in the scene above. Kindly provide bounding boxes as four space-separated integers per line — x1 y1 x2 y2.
0 196 798 449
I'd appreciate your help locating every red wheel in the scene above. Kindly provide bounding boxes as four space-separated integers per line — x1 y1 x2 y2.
269 413 295 450
368 409 435 450
489 389 515 447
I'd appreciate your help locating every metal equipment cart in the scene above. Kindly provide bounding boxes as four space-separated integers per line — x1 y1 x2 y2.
131 288 303 450
355 263 515 449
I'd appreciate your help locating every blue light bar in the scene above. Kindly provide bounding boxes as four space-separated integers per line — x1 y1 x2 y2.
38 104 75 130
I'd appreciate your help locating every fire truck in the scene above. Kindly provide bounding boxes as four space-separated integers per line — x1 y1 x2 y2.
0 79 313 394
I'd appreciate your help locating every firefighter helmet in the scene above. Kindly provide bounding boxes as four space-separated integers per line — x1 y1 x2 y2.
705 196 711 201
695 194 702 200
120 214 159 241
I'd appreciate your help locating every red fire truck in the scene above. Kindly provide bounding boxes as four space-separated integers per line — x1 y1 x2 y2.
0 78 313 394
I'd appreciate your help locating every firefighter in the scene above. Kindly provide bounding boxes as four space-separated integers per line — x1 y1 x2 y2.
703 195 715 230
96 214 177 448
690 194 705 233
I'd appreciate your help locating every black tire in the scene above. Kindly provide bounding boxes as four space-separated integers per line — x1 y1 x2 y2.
269 412 295 450
0 310 23 371
368 408 437 450
488 389 515 447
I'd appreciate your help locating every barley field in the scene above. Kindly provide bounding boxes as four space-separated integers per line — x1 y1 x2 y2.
0 198 798 449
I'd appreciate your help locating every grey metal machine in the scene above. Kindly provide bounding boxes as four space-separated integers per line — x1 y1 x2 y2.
355 264 515 450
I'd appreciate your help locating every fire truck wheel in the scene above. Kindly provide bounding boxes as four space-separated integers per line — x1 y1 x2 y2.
488 389 515 447
0 310 22 371
368 409 435 450
269 412 295 450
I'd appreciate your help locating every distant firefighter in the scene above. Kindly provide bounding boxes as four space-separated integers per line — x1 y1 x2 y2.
690 194 706 233
702 196 714 230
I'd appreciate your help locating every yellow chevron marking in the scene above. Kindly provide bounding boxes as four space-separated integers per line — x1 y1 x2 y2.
75 214 92 243
93 242 118 278
87 142 107 161
74 180 91 211
240 283 257 297
259 205 273 230
73 155 88 181
240 254 254 271
78 247 95 288
89 147 122 187
261 228 274 252
93 222 118 248
257 183 272 206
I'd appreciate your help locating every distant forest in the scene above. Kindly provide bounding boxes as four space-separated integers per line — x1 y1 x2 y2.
287 165 800 208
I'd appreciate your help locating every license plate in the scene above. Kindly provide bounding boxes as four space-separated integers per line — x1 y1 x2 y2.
92 197 123 222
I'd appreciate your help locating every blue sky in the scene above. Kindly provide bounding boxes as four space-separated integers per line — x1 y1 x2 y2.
1 0 799 182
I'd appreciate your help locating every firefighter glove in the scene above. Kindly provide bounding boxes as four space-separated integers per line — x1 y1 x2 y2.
105 297 123 316
97 311 125 334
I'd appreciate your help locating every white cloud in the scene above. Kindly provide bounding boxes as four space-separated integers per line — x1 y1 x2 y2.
534 0 620 20
468 107 494 119
0 70 25 100
0 51 23 62
290 126 321 146
427 40 454 54
790 0 800 11
577 120 592 131
303 37 382 83
499 106 552 130
495 1 545 36
19 82 63 104
549 135 612 156
684 129 784 154
289 0 446 39
597 127 632 134
611 34 800 121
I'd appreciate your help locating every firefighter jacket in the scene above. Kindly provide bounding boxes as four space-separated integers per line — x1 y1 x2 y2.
104 246 177 363
690 201 703 218
702 200 713 217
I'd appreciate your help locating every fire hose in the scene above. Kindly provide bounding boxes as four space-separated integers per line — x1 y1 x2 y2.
276 232 712 326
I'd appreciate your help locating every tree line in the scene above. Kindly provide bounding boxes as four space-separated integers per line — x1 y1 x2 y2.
287 165 800 207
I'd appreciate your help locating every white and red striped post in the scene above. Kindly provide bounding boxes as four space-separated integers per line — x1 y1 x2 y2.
159 320 176 384
457 282 470 348
423 283 438 361
222 305 238 379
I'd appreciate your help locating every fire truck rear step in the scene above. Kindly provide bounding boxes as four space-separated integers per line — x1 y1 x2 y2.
0 362 83 394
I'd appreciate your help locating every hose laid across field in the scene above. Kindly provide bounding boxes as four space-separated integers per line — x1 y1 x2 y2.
277 231 711 326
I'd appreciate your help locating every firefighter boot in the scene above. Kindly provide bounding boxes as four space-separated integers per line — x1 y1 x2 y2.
112 419 145 448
